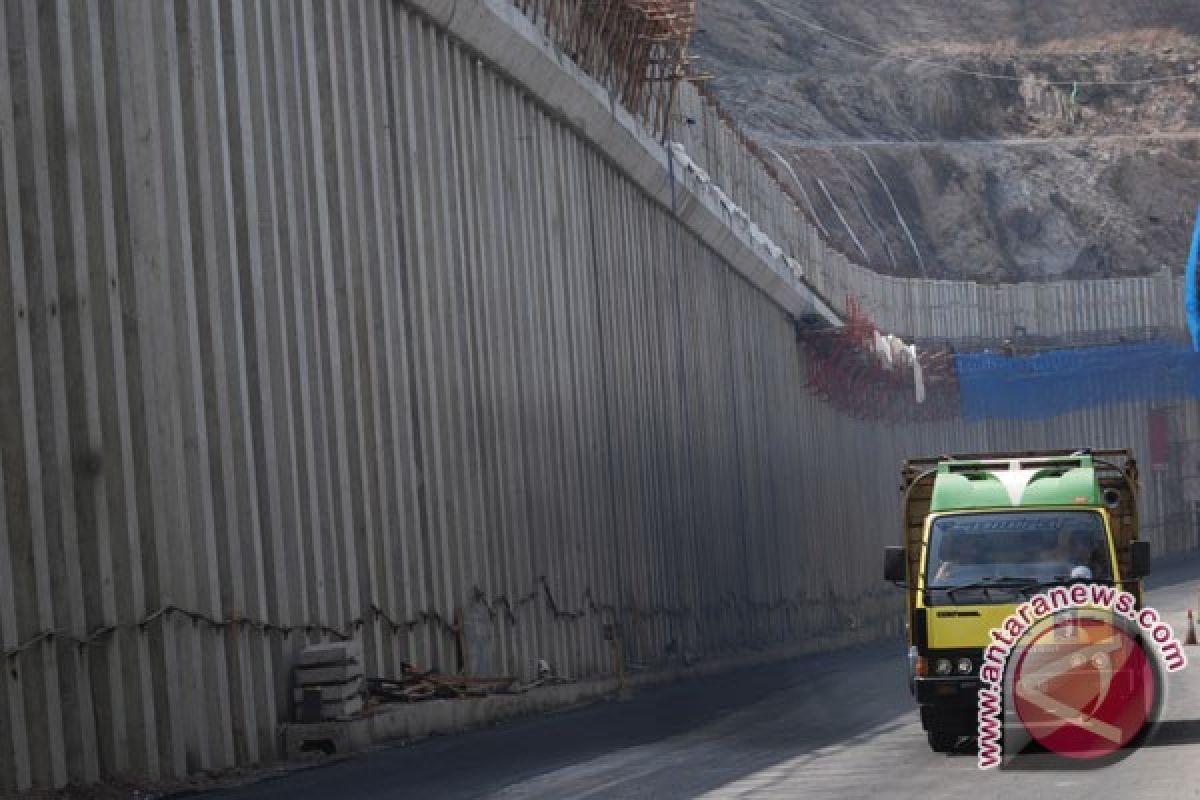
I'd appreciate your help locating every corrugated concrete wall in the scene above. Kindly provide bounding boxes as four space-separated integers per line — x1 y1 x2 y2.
1 0 1198 792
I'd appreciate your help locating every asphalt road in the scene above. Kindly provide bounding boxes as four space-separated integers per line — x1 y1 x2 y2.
207 559 1200 799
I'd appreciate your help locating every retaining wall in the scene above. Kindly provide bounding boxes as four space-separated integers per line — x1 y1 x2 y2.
0 0 1196 791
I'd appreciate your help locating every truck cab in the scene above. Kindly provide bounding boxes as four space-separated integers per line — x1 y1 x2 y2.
883 449 1152 752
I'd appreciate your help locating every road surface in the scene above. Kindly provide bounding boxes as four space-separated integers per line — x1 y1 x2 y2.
206 560 1200 799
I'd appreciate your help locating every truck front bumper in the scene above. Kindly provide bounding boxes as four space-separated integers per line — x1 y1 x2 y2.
915 676 981 736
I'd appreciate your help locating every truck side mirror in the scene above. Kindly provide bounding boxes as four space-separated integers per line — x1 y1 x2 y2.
884 546 906 584
1130 540 1151 579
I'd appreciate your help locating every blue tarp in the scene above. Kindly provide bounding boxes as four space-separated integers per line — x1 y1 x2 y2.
1186 204 1200 351
955 339 1200 421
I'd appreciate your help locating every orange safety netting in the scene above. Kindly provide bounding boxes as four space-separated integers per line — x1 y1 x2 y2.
799 297 961 423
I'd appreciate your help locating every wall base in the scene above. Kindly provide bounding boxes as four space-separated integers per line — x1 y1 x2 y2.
281 621 898 762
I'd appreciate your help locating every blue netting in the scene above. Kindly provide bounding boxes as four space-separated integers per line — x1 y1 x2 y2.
1187 204 1200 351
955 339 1200 421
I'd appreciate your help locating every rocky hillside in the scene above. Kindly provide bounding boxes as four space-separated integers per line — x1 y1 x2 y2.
690 0 1200 281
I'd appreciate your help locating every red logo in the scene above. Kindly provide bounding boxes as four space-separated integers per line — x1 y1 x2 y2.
1011 615 1157 758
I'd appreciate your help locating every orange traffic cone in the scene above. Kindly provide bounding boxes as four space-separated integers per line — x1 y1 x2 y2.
1186 610 1198 646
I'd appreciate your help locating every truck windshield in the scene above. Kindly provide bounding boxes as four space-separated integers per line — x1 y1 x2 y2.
925 510 1112 599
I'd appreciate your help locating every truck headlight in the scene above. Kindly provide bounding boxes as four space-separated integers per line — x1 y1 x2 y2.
956 658 973 675
935 658 953 676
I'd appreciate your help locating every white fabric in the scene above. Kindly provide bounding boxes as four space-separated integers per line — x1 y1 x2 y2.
909 344 926 404
875 332 893 369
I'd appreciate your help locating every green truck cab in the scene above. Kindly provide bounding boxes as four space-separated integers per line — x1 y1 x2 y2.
883 449 1152 752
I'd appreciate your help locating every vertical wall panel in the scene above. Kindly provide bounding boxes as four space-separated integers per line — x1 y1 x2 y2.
2 0 1199 791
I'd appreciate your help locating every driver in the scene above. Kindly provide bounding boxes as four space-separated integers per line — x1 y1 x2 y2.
934 533 987 583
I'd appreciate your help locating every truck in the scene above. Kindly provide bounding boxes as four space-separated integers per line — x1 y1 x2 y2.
883 448 1152 752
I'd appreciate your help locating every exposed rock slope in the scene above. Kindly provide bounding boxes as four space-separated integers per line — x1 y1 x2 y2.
691 0 1200 281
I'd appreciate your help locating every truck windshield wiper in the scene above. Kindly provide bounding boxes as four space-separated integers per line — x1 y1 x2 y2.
988 576 1050 596
1049 575 1115 585
937 576 1041 601
941 582 993 601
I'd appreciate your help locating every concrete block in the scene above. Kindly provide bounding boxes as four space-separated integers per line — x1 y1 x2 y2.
283 716 372 759
297 640 362 667
293 692 364 722
295 662 364 685
292 678 363 703
333 695 364 718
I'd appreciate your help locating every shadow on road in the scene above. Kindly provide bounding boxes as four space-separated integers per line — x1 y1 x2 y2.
1141 718 1200 748
1147 551 1200 592
199 639 913 800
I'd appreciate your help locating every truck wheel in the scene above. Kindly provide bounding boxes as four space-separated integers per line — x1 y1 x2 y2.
927 730 958 753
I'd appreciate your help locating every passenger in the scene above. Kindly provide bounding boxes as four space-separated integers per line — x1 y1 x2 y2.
1067 529 1110 580
1069 565 1094 582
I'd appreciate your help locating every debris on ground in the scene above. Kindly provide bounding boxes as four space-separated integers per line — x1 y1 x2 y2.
366 662 575 705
